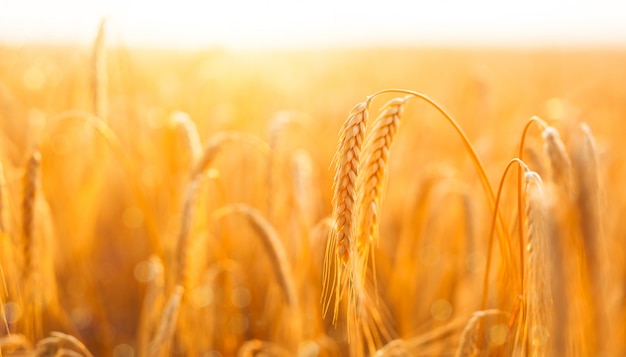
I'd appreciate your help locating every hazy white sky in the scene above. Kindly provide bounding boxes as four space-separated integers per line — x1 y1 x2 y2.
1 0 625 48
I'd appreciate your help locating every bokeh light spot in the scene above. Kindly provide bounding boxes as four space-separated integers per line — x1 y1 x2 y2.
430 299 452 321
489 324 508 346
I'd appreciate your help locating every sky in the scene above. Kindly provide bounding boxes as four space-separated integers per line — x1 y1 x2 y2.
0 0 625 49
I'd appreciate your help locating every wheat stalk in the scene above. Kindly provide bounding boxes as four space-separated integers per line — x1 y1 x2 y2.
290 149 317 230
213 204 298 309
571 122 607 354
175 132 270 289
149 285 184 357
137 256 165 357
92 18 108 120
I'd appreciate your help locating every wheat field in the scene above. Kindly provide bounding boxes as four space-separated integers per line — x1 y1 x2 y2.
0 24 625 357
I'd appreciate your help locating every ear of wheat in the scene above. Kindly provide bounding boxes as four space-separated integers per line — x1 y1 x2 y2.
516 171 553 356
322 100 369 324
356 96 408 272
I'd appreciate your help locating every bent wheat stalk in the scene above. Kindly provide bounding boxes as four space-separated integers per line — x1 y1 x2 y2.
175 132 270 289
36 331 94 357
92 17 108 121
212 204 298 309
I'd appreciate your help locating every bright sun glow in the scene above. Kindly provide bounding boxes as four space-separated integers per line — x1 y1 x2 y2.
1 0 625 48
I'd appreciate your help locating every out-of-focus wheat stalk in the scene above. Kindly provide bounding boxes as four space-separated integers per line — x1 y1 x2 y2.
137 256 165 357
571 123 608 354
148 285 184 357
175 132 270 290
516 171 553 356
92 18 108 121
36 331 94 357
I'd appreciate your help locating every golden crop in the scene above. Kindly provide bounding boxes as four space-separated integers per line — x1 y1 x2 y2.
0 25 624 356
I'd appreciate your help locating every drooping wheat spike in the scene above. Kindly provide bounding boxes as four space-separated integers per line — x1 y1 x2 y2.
357 96 408 274
572 123 601 273
543 184 569 355
36 331 94 357
571 122 607 353
0 333 32 354
456 310 508 357
517 171 553 356
148 285 184 357
174 132 235 289
213 204 298 309
20 150 47 342
542 126 573 195
322 99 369 322
22 150 41 281
170 111 202 171
175 132 270 289
191 132 270 179
92 17 108 120
265 111 309 222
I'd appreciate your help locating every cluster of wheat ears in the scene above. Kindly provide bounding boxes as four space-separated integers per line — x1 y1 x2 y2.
0 20 622 357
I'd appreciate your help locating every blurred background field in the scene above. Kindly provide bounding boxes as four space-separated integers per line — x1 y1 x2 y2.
1 2 626 356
